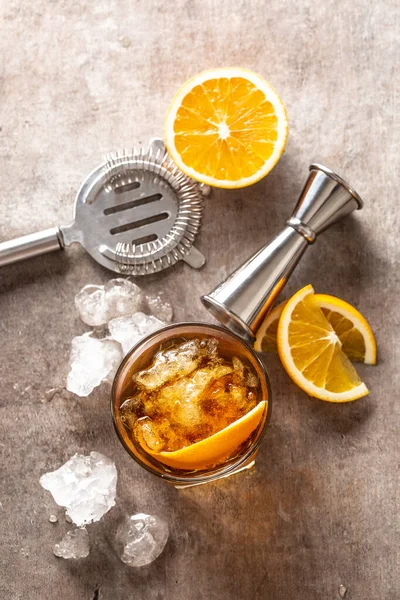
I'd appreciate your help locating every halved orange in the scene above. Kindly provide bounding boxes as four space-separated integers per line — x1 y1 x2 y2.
255 295 376 364
143 400 267 470
164 68 288 189
277 285 369 402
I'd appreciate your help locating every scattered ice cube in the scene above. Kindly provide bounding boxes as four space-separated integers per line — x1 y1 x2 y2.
66 332 123 397
49 514 58 524
75 279 145 326
39 452 118 527
53 528 90 559
146 294 173 323
108 313 165 355
116 513 169 567
75 279 173 326
75 285 104 326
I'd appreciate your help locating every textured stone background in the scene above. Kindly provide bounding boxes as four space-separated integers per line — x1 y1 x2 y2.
0 1 399 599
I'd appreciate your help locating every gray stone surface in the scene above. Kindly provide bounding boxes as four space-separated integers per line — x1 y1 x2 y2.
0 1 399 598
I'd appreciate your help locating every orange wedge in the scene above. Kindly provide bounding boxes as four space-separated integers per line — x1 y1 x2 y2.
255 295 376 365
277 285 369 402
164 68 288 189
317 294 376 364
254 301 286 352
144 400 267 470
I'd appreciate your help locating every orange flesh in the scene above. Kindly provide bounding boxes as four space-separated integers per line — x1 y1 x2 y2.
173 77 279 181
287 294 363 394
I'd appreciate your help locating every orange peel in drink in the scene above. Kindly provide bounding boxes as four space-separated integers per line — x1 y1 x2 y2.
143 400 267 470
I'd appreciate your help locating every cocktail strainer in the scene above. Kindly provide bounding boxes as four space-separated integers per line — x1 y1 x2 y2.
0 139 206 275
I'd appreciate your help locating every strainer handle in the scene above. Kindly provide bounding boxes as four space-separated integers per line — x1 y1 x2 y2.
0 227 64 267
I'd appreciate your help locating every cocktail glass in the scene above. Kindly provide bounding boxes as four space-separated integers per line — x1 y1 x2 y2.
111 322 271 488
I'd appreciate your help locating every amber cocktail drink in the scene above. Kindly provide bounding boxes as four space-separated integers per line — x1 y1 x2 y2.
112 323 270 485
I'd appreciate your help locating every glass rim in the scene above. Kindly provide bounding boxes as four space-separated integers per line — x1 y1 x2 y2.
111 321 272 485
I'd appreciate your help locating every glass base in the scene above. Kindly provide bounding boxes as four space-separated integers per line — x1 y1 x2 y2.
173 459 256 489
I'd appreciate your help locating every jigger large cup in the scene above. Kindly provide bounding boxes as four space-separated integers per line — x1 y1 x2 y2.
201 164 363 343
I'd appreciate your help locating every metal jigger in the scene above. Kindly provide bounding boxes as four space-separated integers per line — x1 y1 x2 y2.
201 164 363 344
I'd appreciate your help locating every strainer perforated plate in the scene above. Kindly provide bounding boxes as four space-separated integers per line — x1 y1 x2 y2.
61 138 206 275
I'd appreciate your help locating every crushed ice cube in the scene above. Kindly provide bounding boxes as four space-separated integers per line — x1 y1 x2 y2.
116 513 169 567
66 332 123 397
134 417 164 452
126 337 260 453
75 279 173 326
53 528 90 559
108 313 165 355
155 364 233 427
135 340 201 392
39 452 118 527
75 279 145 326
232 356 245 376
146 294 173 323
245 371 259 388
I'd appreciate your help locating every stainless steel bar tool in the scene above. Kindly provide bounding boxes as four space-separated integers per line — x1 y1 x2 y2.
201 164 363 343
0 139 205 275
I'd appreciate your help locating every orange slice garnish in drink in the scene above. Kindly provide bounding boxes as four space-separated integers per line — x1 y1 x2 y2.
144 400 267 470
